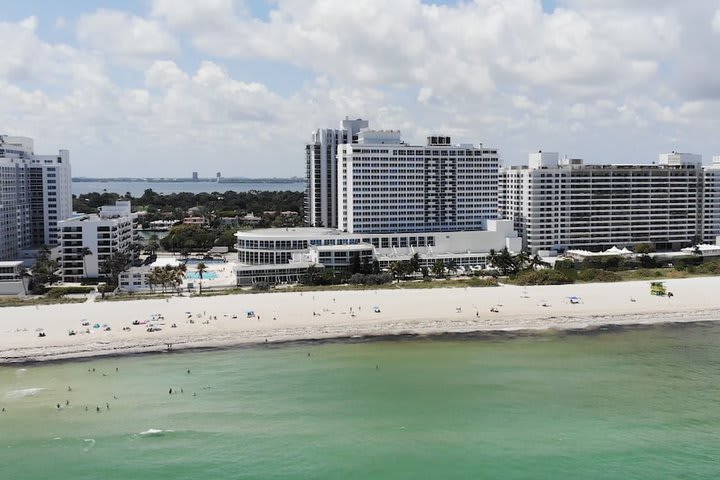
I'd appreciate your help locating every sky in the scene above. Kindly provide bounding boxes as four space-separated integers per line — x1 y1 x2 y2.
1 0 720 178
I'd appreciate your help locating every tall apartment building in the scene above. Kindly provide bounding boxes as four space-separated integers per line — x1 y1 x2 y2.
305 117 369 228
57 201 138 281
702 156 720 244
0 135 72 260
499 151 704 252
337 131 499 234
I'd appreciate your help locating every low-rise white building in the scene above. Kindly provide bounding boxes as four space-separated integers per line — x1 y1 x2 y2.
234 221 522 284
0 260 28 295
119 257 181 292
57 201 138 282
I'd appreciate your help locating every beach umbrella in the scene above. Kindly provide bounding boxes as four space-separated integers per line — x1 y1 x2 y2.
93 323 101 329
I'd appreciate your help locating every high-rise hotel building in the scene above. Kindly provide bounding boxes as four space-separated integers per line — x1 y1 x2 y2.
305 117 369 228
0 135 72 260
499 151 704 252
337 131 499 234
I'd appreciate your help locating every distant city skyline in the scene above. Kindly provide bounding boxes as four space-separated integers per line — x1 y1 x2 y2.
2 1 720 177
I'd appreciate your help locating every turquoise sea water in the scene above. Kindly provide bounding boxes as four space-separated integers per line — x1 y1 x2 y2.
2 323 720 479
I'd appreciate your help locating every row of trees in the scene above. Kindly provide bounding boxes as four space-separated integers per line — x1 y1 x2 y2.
487 248 549 276
145 262 210 294
73 189 304 218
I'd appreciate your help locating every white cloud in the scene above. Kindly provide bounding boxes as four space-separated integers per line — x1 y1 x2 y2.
76 9 179 66
3 1 720 177
713 10 720 33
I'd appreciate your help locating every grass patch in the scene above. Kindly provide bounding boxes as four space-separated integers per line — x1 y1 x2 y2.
0 297 86 308
96 292 178 302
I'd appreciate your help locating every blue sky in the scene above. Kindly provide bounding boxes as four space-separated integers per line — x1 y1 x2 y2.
1 0 719 177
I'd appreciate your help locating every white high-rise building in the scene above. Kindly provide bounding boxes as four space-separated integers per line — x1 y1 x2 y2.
499 151 704 253
702 155 720 244
305 117 369 228
337 132 499 234
57 201 138 281
0 135 72 260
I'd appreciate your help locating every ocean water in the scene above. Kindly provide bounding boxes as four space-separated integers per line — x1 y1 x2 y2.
2 323 720 479
72 181 305 196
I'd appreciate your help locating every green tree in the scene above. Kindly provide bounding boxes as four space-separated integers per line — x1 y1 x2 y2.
388 261 402 282
100 252 130 286
447 259 459 276
635 243 656 254
196 262 207 294
409 252 421 274
32 244 60 291
145 234 160 255
349 252 361 275
431 259 446 278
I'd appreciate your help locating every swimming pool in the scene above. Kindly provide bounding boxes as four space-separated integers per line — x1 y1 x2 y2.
185 271 218 280
184 258 226 265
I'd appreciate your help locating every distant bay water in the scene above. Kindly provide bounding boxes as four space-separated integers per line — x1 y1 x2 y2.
2 323 720 479
72 180 306 196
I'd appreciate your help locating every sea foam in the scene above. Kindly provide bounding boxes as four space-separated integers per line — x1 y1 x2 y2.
139 428 168 436
5 387 45 399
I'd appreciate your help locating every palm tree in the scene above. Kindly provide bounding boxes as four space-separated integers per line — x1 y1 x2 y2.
146 268 159 293
388 262 402 283
487 249 498 269
515 249 531 271
146 234 160 255
529 254 549 271
409 252 421 274
447 260 459 276
81 247 92 278
431 259 446 278
196 262 207 294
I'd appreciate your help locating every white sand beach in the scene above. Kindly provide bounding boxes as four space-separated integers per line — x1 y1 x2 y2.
1 277 719 363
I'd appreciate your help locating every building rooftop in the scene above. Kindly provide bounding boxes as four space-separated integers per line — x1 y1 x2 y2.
0 261 23 267
236 227 341 238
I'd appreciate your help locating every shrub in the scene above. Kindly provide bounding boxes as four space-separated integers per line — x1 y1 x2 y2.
45 286 94 298
251 282 272 291
632 269 663 279
30 283 49 295
695 260 720 275
466 277 499 287
673 256 703 270
476 269 500 278
348 273 393 285
581 255 623 271
514 270 572 285
554 259 576 271
576 269 621 282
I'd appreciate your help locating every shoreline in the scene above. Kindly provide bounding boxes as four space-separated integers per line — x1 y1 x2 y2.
3 316 719 366
2 276 719 365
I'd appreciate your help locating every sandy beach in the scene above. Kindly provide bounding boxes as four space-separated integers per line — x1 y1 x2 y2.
1 277 719 363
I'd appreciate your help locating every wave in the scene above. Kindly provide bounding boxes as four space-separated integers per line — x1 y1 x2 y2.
139 428 173 436
83 438 95 452
5 387 45 399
